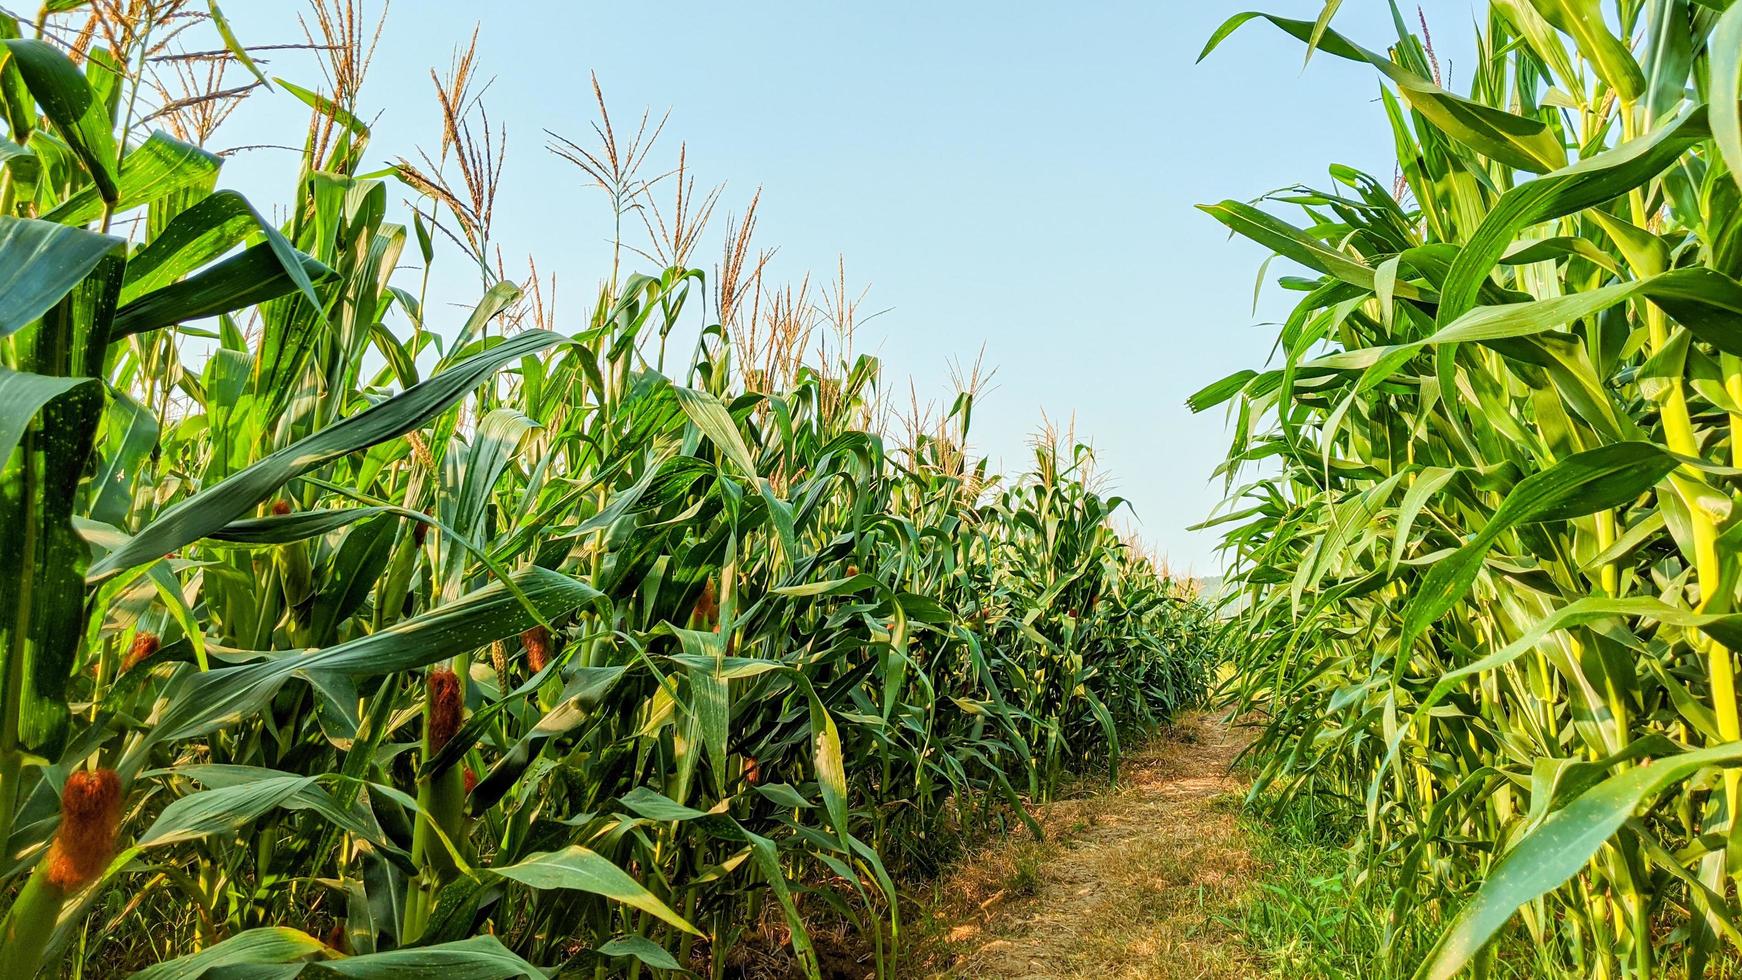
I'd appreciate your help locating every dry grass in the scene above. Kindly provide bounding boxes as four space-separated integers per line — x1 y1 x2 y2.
916 712 1261 979
694 713 1261 980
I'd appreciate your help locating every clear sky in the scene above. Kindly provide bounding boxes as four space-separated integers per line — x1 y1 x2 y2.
209 0 1475 576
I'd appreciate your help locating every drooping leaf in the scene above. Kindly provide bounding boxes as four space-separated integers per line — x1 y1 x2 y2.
1398 442 1680 652
41 131 218 226
595 936 682 971
110 241 333 338
0 367 92 463
128 927 328 980
489 845 702 935
88 329 568 580
308 936 543 978
1 38 119 200
207 1 271 91
1419 742 1742 979
141 567 598 745
0 216 120 338
1200 13 1565 172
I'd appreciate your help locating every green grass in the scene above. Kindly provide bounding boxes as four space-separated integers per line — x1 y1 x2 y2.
1232 793 1543 979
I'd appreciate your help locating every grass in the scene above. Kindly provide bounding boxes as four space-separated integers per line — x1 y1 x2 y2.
1230 792 1452 979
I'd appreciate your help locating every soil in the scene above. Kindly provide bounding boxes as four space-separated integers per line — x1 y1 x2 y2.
920 710 1262 979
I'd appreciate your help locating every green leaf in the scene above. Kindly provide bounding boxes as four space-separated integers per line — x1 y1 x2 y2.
1304 0 1344 63
118 186 323 324
121 190 262 299
1418 741 1742 979
1438 104 1711 323
142 567 598 744
811 699 852 853
674 385 758 477
88 329 568 581
307 515 398 641
1 39 119 201
207 506 399 545
620 785 712 822
169 765 408 860
89 390 158 527
435 408 537 596
42 131 218 227
274 76 369 138
0 367 92 463
1198 200 1421 298
1398 442 1680 652
1327 268 1742 387
674 385 797 567
111 241 333 338
309 936 542 978
1186 370 1258 413
1409 595 1742 731
1641 0 1694 125
207 1 271 91
489 845 702 935
596 936 683 971
1533 0 1645 101
1713 1 1742 193
0 216 121 337
723 821 819 974
1200 13 1565 172
753 782 814 809
128 926 327 980
1494 1 1582 99
1388 467 1457 575
450 279 521 352
138 774 314 846
466 665 628 804
3 243 115 756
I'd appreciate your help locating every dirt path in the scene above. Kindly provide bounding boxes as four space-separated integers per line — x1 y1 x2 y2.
922 711 1261 979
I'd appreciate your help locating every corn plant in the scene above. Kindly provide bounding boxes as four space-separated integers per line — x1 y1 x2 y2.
0 4 1215 977
1197 2 1742 976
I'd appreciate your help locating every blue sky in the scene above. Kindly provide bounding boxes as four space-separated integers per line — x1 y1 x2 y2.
211 1 1475 575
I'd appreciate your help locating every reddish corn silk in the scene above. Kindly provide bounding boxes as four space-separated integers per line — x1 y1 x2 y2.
122 632 159 673
463 767 478 796
427 669 462 753
521 625 551 672
46 769 122 890
693 578 719 623
271 499 293 516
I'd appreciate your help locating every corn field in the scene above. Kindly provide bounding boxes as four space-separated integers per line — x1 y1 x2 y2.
1197 1 1742 977
0 4 1217 977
